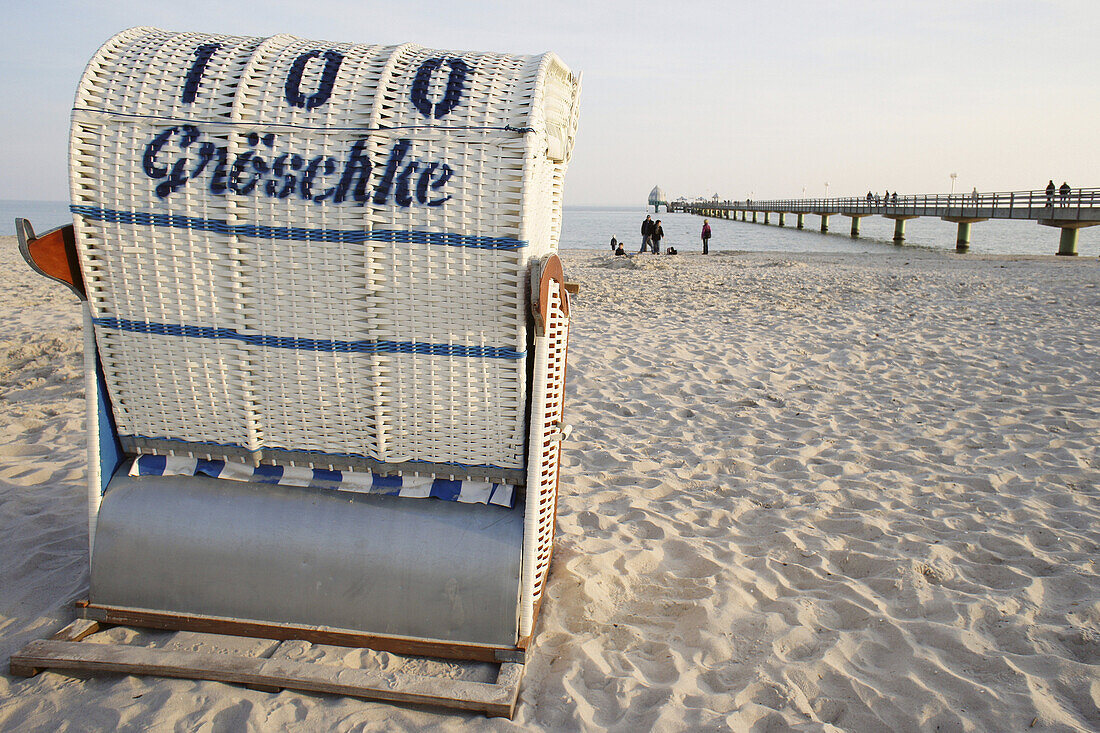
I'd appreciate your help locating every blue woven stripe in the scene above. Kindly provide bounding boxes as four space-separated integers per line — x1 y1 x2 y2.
93 317 524 360
71 205 526 251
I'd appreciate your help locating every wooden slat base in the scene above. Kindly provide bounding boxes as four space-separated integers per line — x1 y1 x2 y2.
9 619 102 677
75 602 525 664
10 618 524 718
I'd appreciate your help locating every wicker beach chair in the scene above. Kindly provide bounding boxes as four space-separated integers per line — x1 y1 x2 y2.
11 28 580 717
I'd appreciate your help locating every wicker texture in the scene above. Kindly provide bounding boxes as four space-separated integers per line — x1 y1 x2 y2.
69 28 580 471
520 278 569 638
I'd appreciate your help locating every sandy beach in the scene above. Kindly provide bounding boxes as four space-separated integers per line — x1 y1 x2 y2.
1 237 1099 731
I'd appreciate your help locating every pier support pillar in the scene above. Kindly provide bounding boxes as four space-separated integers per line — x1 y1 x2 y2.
752 212 757 223
845 214 870 237
942 216 988 252
1038 219 1099 256
885 215 918 243
1058 228 1078 256
955 222 971 251
764 212 770 225
778 213 785 227
797 214 804 229
820 215 830 233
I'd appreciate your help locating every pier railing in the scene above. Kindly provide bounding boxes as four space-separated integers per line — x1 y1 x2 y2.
676 188 1100 222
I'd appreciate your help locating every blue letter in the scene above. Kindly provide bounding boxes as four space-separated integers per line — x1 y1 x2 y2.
333 139 372 203
208 145 229 195
146 125 201 198
300 155 336 201
182 43 220 104
228 132 273 195
372 139 412 206
410 57 470 119
265 153 304 199
142 127 178 179
285 50 344 110
394 162 419 207
417 162 453 207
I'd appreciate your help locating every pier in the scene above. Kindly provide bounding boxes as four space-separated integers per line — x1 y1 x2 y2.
665 188 1100 255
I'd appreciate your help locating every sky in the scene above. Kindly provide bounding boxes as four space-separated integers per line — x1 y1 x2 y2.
1 0 1097 206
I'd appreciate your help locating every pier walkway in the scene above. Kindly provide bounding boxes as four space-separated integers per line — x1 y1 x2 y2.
667 188 1100 255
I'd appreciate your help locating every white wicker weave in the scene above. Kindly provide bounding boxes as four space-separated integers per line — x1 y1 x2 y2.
520 275 569 639
69 28 581 474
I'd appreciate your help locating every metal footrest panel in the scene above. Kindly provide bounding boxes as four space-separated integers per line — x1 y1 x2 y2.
90 473 522 647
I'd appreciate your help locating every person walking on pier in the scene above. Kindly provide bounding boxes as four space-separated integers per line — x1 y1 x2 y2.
640 215 655 253
1046 180 1056 207
651 219 665 253
1059 181 1071 206
701 219 712 254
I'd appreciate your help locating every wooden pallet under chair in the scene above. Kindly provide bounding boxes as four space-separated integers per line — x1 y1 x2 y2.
9 28 580 719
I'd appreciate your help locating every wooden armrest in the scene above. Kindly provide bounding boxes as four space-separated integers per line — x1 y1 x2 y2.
16 218 86 301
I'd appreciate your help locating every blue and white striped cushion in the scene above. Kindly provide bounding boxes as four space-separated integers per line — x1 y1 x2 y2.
129 454 514 507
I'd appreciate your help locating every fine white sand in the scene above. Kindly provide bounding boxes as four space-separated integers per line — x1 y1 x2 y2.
1 237 1099 731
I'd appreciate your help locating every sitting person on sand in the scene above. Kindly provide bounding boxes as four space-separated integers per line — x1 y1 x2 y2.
614 242 626 256
666 246 678 255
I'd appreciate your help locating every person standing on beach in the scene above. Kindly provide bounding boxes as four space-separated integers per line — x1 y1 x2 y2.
1059 181 1071 205
1046 180 1056 206
641 215 655 253
651 219 665 254
610 235 618 252
701 220 712 254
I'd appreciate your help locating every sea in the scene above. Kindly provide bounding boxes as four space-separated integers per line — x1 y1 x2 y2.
2 200 1096 257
